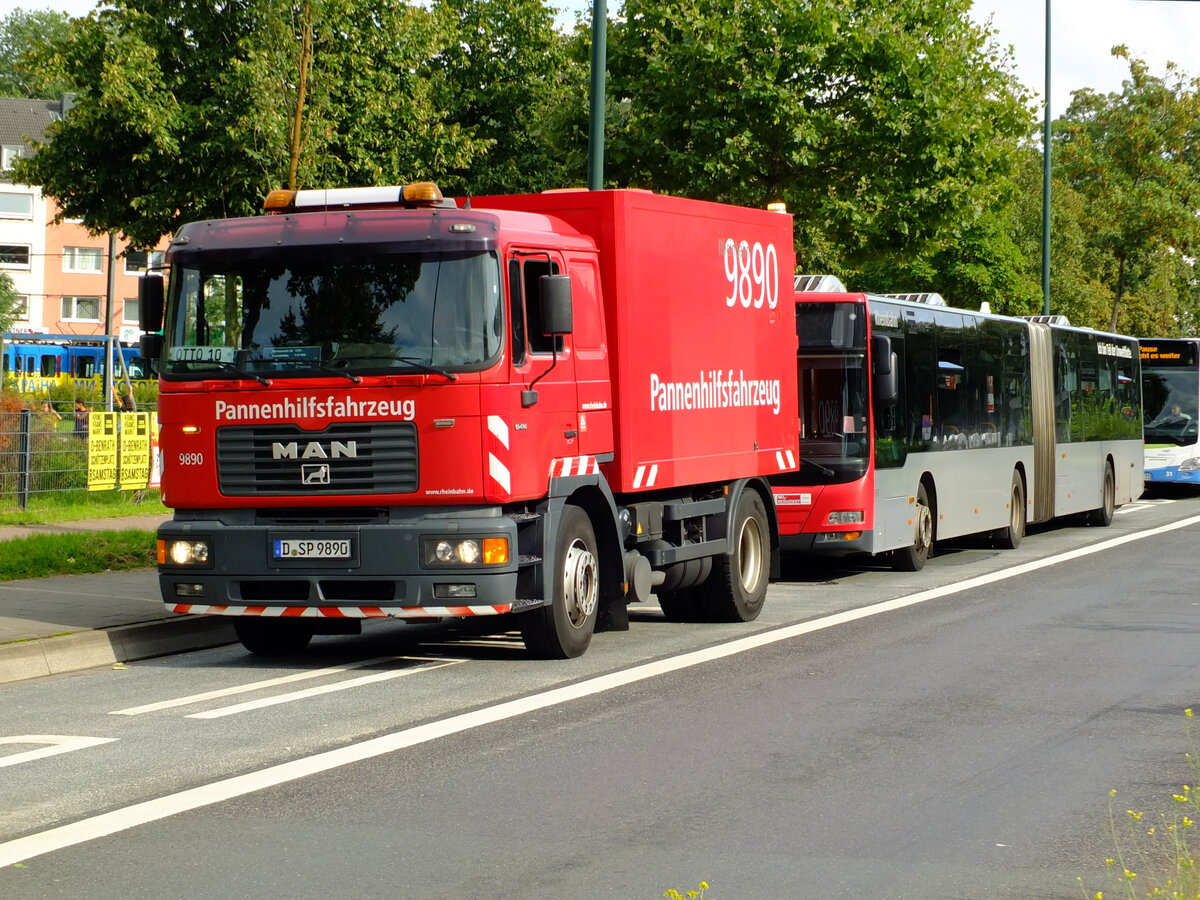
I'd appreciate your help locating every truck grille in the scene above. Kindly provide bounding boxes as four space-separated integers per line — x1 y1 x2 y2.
216 423 418 496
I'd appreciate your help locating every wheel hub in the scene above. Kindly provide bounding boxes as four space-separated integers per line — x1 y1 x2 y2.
563 541 598 627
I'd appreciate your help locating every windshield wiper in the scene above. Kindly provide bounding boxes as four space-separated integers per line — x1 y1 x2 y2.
393 357 457 382
306 366 361 384
800 457 837 478
204 362 273 386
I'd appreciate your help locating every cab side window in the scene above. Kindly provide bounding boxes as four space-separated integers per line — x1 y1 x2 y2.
509 255 561 366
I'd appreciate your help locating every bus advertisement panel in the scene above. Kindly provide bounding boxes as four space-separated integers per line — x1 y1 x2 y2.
774 290 1143 570
1141 338 1200 485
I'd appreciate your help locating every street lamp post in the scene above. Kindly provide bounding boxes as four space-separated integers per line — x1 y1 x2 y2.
587 0 608 191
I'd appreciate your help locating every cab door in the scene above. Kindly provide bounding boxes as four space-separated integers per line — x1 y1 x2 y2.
484 251 579 502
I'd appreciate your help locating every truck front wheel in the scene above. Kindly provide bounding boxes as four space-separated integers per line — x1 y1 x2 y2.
234 618 314 655
699 488 769 622
521 505 599 659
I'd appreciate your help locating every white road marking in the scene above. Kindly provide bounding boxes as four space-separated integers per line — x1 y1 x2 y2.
111 656 457 716
186 659 466 719
4 512 1200 867
0 736 117 769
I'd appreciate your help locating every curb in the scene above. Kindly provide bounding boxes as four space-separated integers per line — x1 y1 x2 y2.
0 616 237 685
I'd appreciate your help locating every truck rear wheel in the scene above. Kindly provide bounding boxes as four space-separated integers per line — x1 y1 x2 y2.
520 505 599 659
698 488 769 622
234 618 314 655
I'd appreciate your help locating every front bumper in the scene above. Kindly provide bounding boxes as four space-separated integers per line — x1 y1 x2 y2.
157 509 533 619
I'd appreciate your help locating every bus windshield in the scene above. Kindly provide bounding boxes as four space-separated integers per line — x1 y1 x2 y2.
162 248 503 378
1144 366 1199 446
776 302 869 486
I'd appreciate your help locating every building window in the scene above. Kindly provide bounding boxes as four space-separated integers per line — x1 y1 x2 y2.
0 145 23 171
0 193 33 220
122 297 139 324
124 249 164 275
62 296 100 322
0 245 31 269
62 246 103 273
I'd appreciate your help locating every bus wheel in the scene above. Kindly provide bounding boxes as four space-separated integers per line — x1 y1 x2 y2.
893 482 933 571
995 471 1026 550
521 504 599 659
699 488 770 622
234 618 313 655
1088 461 1116 527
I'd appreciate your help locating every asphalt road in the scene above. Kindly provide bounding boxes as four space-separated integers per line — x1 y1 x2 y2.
2 489 1199 899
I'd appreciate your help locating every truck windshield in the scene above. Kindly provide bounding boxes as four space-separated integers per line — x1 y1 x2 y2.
162 248 503 377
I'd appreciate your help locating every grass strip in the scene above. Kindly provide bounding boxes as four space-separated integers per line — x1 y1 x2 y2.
0 530 156 581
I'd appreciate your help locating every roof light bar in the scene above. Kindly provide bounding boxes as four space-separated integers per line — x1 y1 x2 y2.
262 182 447 213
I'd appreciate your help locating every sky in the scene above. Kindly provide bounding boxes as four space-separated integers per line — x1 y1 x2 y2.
18 0 1200 120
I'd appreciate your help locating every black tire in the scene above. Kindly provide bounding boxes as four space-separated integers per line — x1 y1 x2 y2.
234 618 314 655
994 470 1026 550
892 482 933 571
697 489 770 622
1088 461 1116 527
520 505 599 658
656 587 705 622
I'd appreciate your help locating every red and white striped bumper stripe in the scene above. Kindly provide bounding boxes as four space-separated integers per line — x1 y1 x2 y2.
775 449 797 470
550 455 599 478
170 603 512 619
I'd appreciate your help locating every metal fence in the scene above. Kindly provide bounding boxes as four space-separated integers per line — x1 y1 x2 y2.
0 402 157 508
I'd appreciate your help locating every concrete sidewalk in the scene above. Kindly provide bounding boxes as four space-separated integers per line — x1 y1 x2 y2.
0 514 235 685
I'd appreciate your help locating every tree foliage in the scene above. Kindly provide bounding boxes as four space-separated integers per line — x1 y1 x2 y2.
1054 48 1200 333
605 0 1033 298
0 273 22 335
0 8 75 98
10 0 562 246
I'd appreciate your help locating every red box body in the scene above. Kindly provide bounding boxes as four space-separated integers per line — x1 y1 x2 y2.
468 190 798 495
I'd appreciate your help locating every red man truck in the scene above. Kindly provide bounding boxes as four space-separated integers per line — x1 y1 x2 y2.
138 183 798 658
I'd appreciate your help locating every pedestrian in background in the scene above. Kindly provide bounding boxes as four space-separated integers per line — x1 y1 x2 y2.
73 399 89 440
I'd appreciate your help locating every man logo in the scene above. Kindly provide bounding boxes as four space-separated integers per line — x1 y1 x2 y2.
272 440 358 460
302 463 331 485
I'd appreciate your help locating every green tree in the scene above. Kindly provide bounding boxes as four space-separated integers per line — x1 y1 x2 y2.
0 273 23 334
605 0 1033 287
11 0 490 247
432 0 583 195
1054 48 1200 333
0 8 74 98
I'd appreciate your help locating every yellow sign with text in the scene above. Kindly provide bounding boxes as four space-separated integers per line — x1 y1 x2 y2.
119 413 151 490
86 412 118 491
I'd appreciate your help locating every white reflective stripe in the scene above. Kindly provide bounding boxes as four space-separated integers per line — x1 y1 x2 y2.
786 450 796 469
648 464 658 486
489 453 511 493
633 466 645 489
551 456 598 478
776 451 785 469
487 415 509 448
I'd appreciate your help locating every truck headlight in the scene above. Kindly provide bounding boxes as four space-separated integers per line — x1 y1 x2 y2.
826 510 865 525
422 536 509 567
159 539 211 566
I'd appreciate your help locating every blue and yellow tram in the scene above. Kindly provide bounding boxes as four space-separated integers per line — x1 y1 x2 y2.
0 334 158 394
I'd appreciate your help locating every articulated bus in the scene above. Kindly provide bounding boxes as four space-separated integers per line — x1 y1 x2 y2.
0 334 158 394
772 286 1143 569
1140 338 1200 485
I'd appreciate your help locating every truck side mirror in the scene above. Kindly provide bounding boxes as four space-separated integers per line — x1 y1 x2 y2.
539 274 573 335
140 333 163 363
872 334 898 406
139 274 164 333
